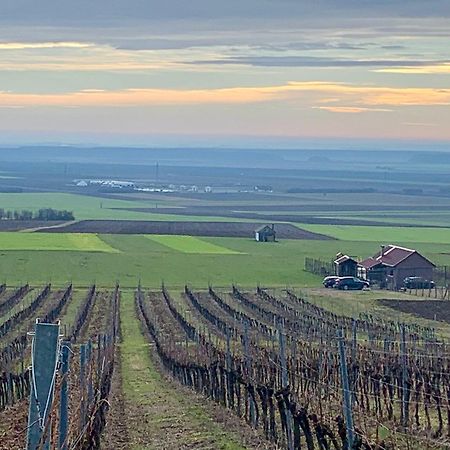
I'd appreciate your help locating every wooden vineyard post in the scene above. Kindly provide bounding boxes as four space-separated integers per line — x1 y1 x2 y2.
337 329 355 450
27 321 61 450
278 321 294 450
59 341 71 450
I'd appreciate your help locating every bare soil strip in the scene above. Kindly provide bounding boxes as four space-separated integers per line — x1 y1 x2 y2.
37 219 334 240
379 298 450 323
0 220 66 231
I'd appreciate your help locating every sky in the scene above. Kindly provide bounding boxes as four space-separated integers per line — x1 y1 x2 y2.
0 1 449 148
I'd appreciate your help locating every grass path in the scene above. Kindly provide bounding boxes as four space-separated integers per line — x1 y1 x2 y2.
119 290 258 450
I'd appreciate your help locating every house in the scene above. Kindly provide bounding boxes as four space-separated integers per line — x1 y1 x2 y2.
255 224 276 242
360 245 435 289
334 253 358 277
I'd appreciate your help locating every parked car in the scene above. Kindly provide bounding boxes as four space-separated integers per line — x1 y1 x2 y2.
322 276 340 288
334 277 370 290
403 276 435 289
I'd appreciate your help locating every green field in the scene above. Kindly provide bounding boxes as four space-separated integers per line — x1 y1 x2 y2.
298 224 450 244
146 235 243 254
0 191 448 287
0 232 118 252
0 232 448 287
0 192 250 222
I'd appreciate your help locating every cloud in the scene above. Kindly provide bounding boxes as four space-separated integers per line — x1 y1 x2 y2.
374 64 450 74
189 55 449 68
0 82 448 108
298 82 450 106
403 122 437 127
0 41 92 50
0 0 449 26
313 106 392 113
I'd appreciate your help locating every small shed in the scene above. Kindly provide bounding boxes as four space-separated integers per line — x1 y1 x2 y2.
255 224 276 242
334 253 358 277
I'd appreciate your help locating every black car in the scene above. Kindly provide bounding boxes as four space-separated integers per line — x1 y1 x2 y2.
334 277 370 290
403 277 435 289
322 276 340 288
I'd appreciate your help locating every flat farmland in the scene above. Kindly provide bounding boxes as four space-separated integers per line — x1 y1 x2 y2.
0 232 449 287
297 224 450 244
0 192 244 222
147 235 244 254
41 219 331 239
0 232 118 252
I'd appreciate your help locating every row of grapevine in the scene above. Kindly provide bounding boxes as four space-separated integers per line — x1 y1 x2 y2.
137 285 450 449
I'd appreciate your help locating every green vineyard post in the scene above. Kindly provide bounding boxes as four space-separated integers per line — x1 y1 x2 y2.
59 341 71 450
27 321 60 450
278 321 294 450
337 329 354 450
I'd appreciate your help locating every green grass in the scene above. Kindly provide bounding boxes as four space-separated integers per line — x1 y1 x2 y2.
146 235 243 254
0 233 448 287
120 291 247 449
0 232 118 252
297 224 450 244
0 192 250 222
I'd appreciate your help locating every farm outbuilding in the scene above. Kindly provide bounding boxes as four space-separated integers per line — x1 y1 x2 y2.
360 244 435 289
334 253 358 277
255 224 276 242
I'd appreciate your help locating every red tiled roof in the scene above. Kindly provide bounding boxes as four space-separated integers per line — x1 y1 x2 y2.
360 257 380 269
360 245 435 269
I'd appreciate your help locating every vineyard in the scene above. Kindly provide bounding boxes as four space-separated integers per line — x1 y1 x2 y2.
1 283 450 449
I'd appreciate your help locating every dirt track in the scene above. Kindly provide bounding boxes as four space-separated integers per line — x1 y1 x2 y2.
37 219 334 240
0 220 65 231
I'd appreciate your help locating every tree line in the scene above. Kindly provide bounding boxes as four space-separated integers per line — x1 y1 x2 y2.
0 208 75 221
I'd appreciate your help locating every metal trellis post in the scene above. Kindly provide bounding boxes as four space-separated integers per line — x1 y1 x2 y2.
27 321 61 450
337 329 355 450
278 321 295 450
243 320 256 426
400 324 409 429
79 343 87 432
59 341 71 450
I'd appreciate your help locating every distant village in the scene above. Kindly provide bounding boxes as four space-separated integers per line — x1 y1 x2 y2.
73 178 272 194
